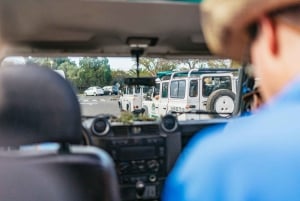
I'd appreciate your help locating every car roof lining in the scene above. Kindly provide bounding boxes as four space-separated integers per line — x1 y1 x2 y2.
0 0 210 59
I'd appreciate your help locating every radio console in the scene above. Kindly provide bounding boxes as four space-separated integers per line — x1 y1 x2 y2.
87 116 181 201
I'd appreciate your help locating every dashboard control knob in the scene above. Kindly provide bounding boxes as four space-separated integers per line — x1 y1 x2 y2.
147 160 159 172
149 174 157 182
119 162 130 173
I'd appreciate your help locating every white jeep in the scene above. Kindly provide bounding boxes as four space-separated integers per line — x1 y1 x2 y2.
142 69 238 120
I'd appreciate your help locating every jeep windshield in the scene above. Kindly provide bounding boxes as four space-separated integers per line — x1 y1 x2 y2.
2 56 241 120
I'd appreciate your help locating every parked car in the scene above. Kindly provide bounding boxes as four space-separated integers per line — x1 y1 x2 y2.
103 85 118 95
84 86 104 96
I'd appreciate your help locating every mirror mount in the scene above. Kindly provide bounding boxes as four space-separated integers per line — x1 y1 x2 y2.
131 48 144 78
127 37 158 78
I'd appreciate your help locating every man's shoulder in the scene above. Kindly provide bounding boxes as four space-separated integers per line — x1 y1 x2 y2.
187 115 258 154
180 109 295 170
186 105 300 166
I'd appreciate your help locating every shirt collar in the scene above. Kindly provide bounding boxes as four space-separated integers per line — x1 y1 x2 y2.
264 77 300 110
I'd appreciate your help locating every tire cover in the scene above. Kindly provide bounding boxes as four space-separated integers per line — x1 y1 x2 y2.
206 89 235 115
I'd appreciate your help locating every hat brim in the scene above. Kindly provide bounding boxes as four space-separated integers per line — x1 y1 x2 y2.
200 0 300 60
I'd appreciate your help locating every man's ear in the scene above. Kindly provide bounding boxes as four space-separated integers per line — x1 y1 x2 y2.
260 15 279 56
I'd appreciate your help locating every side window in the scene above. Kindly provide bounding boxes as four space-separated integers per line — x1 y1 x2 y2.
135 86 141 94
189 80 198 97
128 86 134 94
170 80 186 98
178 81 185 98
143 86 150 94
161 82 168 98
154 83 160 97
202 76 232 97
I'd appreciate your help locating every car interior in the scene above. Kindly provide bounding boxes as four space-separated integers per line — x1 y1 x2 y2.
0 0 249 201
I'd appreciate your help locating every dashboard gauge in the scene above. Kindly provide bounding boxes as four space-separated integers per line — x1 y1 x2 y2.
161 114 178 133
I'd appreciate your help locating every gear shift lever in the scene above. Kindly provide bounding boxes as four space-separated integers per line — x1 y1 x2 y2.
136 180 145 199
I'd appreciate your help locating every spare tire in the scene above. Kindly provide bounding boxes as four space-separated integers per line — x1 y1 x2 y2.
206 89 235 116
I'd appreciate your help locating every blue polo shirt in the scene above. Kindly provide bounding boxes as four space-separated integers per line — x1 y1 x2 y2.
163 78 300 201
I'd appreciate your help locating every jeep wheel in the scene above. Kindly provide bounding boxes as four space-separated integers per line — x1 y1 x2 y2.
206 89 235 117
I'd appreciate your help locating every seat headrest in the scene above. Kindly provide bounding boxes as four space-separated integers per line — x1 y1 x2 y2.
0 64 81 146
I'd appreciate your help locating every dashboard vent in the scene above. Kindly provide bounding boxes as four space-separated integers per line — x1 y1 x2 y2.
111 126 128 137
161 115 178 133
91 117 110 136
142 125 159 135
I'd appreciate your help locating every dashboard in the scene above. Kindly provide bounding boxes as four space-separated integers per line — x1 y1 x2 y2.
82 115 228 201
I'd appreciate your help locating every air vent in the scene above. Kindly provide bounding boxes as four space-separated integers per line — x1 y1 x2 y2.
161 114 178 133
91 117 110 136
111 126 128 137
142 125 159 135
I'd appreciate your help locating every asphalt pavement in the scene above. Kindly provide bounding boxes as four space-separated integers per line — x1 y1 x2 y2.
78 94 120 117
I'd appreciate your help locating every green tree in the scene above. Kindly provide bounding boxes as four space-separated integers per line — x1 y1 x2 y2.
230 60 242 69
78 57 112 87
128 68 153 77
111 70 130 87
26 57 55 68
53 57 76 68
176 59 232 70
176 59 203 70
57 61 78 79
25 57 76 70
206 59 229 68
133 58 177 77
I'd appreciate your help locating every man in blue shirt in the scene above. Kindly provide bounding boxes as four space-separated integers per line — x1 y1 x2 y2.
163 0 300 200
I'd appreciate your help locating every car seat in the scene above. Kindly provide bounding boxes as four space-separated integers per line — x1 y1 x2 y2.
0 64 120 201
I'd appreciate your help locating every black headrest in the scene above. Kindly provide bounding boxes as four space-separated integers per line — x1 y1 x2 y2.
0 64 81 146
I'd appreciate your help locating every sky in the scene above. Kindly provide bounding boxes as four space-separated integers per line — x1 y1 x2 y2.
4 56 136 71
107 57 135 71
69 57 136 71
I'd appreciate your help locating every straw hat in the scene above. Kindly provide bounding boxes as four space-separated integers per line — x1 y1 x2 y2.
200 0 300 60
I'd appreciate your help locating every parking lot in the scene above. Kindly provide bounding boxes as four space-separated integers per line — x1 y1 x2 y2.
78 95 120 117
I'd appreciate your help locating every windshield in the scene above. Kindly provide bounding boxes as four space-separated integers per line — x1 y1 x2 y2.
2 56 241 119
